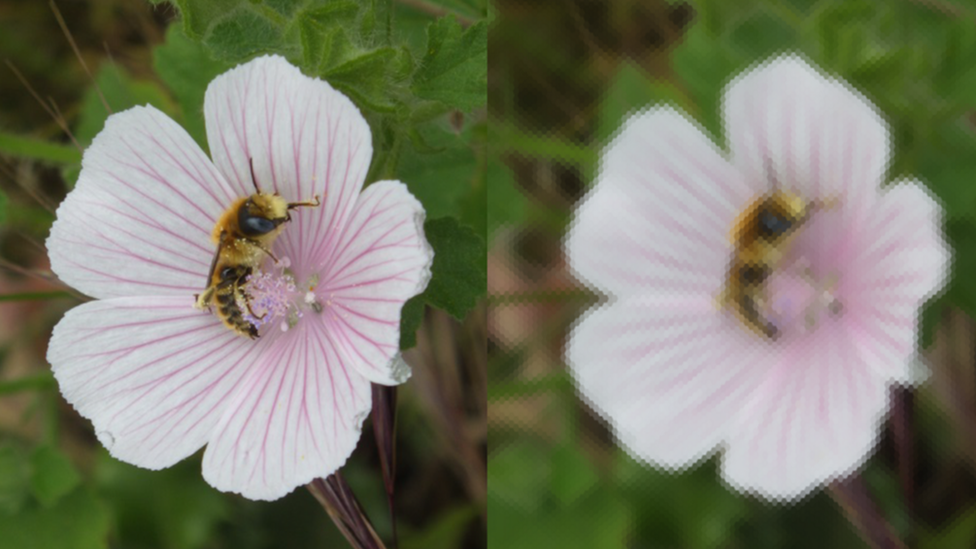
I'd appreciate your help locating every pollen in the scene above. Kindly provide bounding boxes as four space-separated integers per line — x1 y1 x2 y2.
241 257 323 333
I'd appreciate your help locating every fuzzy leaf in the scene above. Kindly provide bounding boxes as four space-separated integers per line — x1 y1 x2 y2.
399 121 477 220
205 10 285 61
412 17 487 112
399 295 426 350
422 217 486 319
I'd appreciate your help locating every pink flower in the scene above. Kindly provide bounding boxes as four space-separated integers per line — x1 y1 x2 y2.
45 55 433 500
564 55 949 500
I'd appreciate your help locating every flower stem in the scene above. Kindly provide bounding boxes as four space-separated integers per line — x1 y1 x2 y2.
307 473 388 549
890 387 915 525
371 384 399 549
829 474 906 549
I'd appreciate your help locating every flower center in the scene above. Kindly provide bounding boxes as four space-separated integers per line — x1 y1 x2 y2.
763 257 842 337
240 257 321 333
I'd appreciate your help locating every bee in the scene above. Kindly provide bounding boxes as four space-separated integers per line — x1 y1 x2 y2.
194 160 320 338
717 163 835 339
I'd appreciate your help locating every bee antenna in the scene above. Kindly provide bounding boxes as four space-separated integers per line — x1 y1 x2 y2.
764 156 781 191
249 158 262 194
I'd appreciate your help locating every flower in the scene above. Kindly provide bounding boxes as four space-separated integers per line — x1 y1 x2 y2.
45 55 433 500
564 55 949 501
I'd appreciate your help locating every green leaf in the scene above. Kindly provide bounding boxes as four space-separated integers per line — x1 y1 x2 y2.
399 295 426 350
597 63 694 148
399 121 477 220
153 25 234 150
94 450 229 549
322 46 407 113
75 63 176 147
916 120 976 220
488 482 630 549
919 506 976 549
171 0 245 39
944 219 976 320
412 18 487 112
422 217 486 320
400 505 479 549
484 157 523 240
66 62 175 187
298 2 362 70
613 454 745 549
0 487 110 549
487 440 550 512
205 9 285 62
669 22 736 145
299 3 414 113
0 443 30 515
0 372 57 396
0 132 81 165
0 188 7 227
727 8 800 61
28 446 80 507
549 444 598 507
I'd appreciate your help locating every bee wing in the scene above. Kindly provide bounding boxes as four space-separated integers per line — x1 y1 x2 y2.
202 231 227 292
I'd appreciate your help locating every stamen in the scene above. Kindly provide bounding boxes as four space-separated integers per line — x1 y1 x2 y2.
240 257 321 334
764 257 842 337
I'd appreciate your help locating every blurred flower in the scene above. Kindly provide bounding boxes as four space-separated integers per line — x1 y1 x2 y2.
564 55 949 501
45 55 433 500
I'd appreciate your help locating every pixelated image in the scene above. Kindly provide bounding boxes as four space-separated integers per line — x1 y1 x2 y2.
489 1 976 547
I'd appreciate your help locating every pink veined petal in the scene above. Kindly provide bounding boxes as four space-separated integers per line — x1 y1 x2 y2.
842 181 950 384
723 54 889 218
723 322 891 500
565 170 730 298
566 298 774 469
202 321 372 501
203 55 372 275
602 107 759 237
47 105 236 299
46 296 263 470
316 180 432 385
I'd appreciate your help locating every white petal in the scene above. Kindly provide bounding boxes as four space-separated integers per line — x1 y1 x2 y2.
203 55 372 275
723 54 890 213
566 107 753 297
567 298 773 470
47 297 259 470
47 106 235 299
566 177 727 299
845 181 949 383
317 181 433 385
202 322 372 500
722 324 890 500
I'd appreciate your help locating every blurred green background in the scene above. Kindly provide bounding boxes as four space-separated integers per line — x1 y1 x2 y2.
488 0 976 548
0 1 486 548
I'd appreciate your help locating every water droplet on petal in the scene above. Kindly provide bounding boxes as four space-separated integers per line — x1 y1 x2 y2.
97 430 116 449
388 354 412 384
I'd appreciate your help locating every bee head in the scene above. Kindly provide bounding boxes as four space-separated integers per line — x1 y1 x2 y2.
239 193 290 236
757 191 809 240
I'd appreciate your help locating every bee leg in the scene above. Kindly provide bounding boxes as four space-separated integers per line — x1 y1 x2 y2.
194 287 215 310
231 274 267 322
242 293 266 321
246 240 281 264
287 195 321 209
